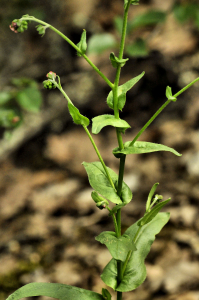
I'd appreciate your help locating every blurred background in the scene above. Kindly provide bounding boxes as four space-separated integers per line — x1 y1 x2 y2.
0 0 199 300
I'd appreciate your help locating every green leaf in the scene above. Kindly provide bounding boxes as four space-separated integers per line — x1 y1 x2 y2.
107 72 145 110
68 102 90 127
92 114 130 134
129 10 166 30
166 86 177 102
126 39 149 57
96 231 136 262
77 29 87 56
146 182 159 212
102 288 112 300
88 33 117 55
16 86 42 112
6 282 104 300
0 92 12 106
109 52 129 68
82 161 132 204
101 213 170 292
113 141 181 158
138 199 170 226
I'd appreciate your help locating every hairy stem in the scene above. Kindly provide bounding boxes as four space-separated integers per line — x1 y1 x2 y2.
21 16 114 88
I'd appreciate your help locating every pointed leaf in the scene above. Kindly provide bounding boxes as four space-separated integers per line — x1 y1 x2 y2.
77 29 87 56
146 182 159 212
68 102 90 127
92 114 130 134
113 141 181 158
96 231 136 261
82 161 132 204
6 282 104 300
101 213 170 291
138 199 170 226
107 72 145 110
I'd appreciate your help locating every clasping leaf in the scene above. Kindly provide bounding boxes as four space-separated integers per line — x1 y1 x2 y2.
109 52 129 68
82 162 132 204
101 213 170 292
92 114 131 134
107 72 145 111
95 231 136 262
113 141 181 158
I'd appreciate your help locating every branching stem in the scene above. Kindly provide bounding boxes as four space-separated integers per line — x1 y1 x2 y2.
21 16 114 89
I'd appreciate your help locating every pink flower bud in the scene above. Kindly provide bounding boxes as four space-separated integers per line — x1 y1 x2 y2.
46 71 56 80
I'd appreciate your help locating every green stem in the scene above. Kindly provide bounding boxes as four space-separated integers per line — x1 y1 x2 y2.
131 77 199 145
113 3 132 300
22 16 114 89
117 155 126 198
131 99 171 145
107 207 119 236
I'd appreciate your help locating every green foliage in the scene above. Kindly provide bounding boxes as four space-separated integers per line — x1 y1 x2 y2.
16 86 42 113
96 231 136 262
68 103 90 127
137 199 170 226
113 141 181 158
6 282 104 300
92 115 131 134
166 86 177 102
107 72 145 111
125 39 149 57
87 33 117 54
101 213 170 291
146 182 159 212
82 161 132 204
173 3 199 26
109 53 129 68
7 2 199 300
128 10 166 30
77 29 87 56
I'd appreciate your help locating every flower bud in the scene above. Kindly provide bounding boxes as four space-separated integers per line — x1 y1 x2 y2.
9 19 29 33
46 71 57 80
91 191 109 210
43 80 56 90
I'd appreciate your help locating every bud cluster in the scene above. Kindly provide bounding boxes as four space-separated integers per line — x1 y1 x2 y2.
9 19 29 33
43 72 57 89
